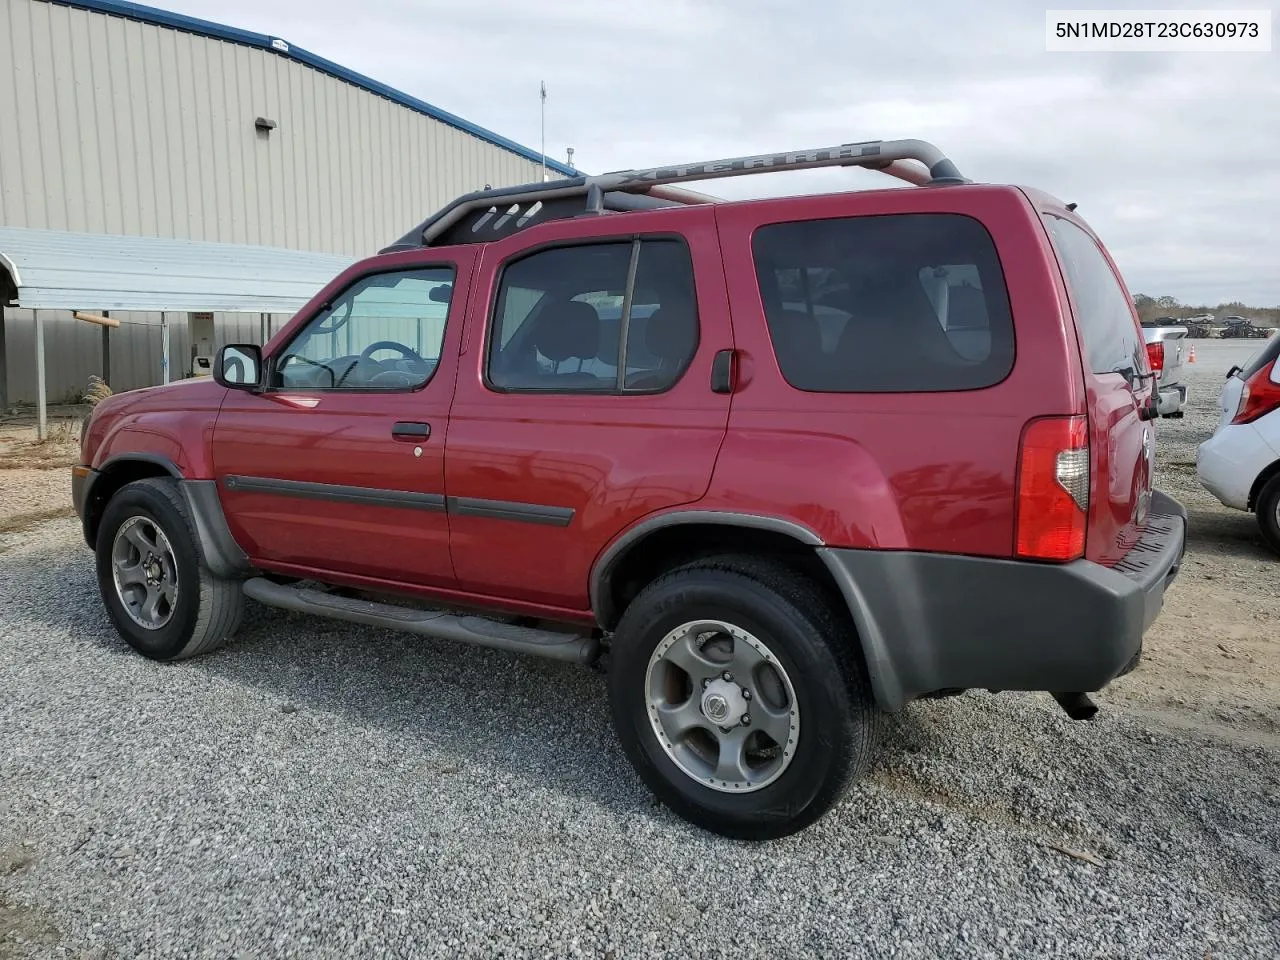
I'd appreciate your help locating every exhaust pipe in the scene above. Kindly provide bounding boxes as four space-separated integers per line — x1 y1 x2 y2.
1052 692 1098 721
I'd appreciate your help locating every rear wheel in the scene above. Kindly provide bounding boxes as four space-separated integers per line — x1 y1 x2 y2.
1256 474 1280 556
607 555 876 840
95 477 244 660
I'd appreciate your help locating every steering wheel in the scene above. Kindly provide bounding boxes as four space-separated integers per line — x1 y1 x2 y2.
360 340 424 363
368 370 419 388
277 353 336 388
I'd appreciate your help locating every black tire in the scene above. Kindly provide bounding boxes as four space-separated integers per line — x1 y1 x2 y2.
95 477 244 661
608 555 877 840
1256 474 1280 557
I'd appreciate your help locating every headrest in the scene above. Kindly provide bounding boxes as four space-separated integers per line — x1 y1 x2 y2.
535 300 600 363
772 309 824 358
833 278 958 378
644 306 697 363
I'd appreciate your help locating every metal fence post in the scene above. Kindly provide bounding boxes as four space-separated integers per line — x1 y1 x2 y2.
161 312 170 385
101 310 111 385
35 310 47 440
0 302 8 412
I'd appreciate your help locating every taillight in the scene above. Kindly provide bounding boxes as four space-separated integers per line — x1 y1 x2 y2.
1016 415 1089 561
1145 341 1164 373
1232 360 1280 424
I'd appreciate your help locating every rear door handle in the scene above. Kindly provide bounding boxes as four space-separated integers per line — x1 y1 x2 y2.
392 421 431 441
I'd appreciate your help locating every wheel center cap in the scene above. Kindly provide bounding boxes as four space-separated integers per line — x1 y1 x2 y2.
703 694 729 722
145 557 163 583
701 678 749 728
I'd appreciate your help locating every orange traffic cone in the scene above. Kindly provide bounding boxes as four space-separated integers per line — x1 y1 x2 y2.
1188 344 1196 364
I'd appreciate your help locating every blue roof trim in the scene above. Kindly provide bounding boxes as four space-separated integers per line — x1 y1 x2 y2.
47 0 579 177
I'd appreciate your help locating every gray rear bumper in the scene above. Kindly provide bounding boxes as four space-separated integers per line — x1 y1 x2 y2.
1156 383 1187 417
818 491 1188 711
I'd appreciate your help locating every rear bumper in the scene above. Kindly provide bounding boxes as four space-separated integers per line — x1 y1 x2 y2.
818 491 1188 711
1197 424 1276 511
1156 383 1187 417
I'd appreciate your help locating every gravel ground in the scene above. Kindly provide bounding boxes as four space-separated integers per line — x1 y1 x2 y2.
0 470 75 531
1108 339 1280 735
1 340 1278 959
0 411 83 532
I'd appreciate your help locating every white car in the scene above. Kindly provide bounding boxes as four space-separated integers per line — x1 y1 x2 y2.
1197 332 1280 555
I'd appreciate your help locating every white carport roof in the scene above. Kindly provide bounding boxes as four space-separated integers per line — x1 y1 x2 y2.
0 226 355 313
0 226 360 439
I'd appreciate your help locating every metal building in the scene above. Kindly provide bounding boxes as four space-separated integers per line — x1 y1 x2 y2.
0 0 575 409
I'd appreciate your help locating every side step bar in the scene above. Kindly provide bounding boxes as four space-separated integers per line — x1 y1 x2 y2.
242 578 599 665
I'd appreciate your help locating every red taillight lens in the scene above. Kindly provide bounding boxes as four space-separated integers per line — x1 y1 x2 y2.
1016 415 1089 561
1232 360 1280 425
1145 341 1164 373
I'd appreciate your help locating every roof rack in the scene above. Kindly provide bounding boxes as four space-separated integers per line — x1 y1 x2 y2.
380 138 967 252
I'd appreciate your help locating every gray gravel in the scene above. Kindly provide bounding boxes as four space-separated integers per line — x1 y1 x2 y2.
2 341 1279 959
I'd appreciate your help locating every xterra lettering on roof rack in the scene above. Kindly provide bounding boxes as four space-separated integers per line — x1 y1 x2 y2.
381 138 969 253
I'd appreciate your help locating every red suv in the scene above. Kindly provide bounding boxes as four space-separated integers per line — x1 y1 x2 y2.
73 139 1186 839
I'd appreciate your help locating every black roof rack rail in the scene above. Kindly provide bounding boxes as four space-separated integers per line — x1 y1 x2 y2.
380 138 967 252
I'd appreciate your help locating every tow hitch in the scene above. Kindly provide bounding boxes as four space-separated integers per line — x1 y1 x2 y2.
1052 692 1099 721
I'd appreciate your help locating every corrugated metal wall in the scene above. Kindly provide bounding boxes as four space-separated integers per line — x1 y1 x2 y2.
0 0 559 405
2 310 287 404
0 0 549 254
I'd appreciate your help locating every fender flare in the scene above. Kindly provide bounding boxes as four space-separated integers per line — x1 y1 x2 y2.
99 452 182 477
588 510 825 626
588 510 905 711
90 456 252 579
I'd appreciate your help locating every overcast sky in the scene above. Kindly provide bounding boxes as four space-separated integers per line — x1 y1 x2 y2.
165 0 1278 306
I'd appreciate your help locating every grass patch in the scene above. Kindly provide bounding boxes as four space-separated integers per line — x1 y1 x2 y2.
0 420 81 470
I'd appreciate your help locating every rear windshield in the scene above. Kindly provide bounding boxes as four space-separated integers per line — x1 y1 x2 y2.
751 213 1015 392
1239 333 1280 380
1043 215 1144 379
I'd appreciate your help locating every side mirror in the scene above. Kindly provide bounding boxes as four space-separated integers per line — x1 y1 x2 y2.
214 344 263 389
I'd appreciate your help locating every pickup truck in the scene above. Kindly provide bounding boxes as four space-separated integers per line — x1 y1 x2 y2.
1141 318 1189 418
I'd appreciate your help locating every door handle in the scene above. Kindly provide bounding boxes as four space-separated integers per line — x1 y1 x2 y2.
710 349 736 394
392 421 431 441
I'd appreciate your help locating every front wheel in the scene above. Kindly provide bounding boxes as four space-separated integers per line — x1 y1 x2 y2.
607 556 876 840
1256 474 1280 557
95 477 244 661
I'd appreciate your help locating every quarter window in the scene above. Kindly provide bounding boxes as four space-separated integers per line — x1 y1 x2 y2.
752 213 1015 392
1044 216 1144 379
273 267 455 391
488 239 699 393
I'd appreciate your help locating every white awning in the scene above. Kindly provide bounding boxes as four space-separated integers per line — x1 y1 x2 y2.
0 226 356 314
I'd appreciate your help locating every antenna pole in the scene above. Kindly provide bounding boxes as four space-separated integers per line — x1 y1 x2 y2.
540 81 547 181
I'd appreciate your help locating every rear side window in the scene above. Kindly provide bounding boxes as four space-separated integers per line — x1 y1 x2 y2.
1044 216 1144 379
1239 332 1280 380
488 239 699 393
752 213 1015 392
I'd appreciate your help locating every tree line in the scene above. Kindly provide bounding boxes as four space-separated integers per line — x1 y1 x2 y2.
1132 295 1279 328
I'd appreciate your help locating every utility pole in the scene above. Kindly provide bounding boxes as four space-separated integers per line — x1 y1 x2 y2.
540 81 547 182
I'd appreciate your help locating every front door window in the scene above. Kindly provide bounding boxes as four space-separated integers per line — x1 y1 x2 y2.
274 268 456 391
